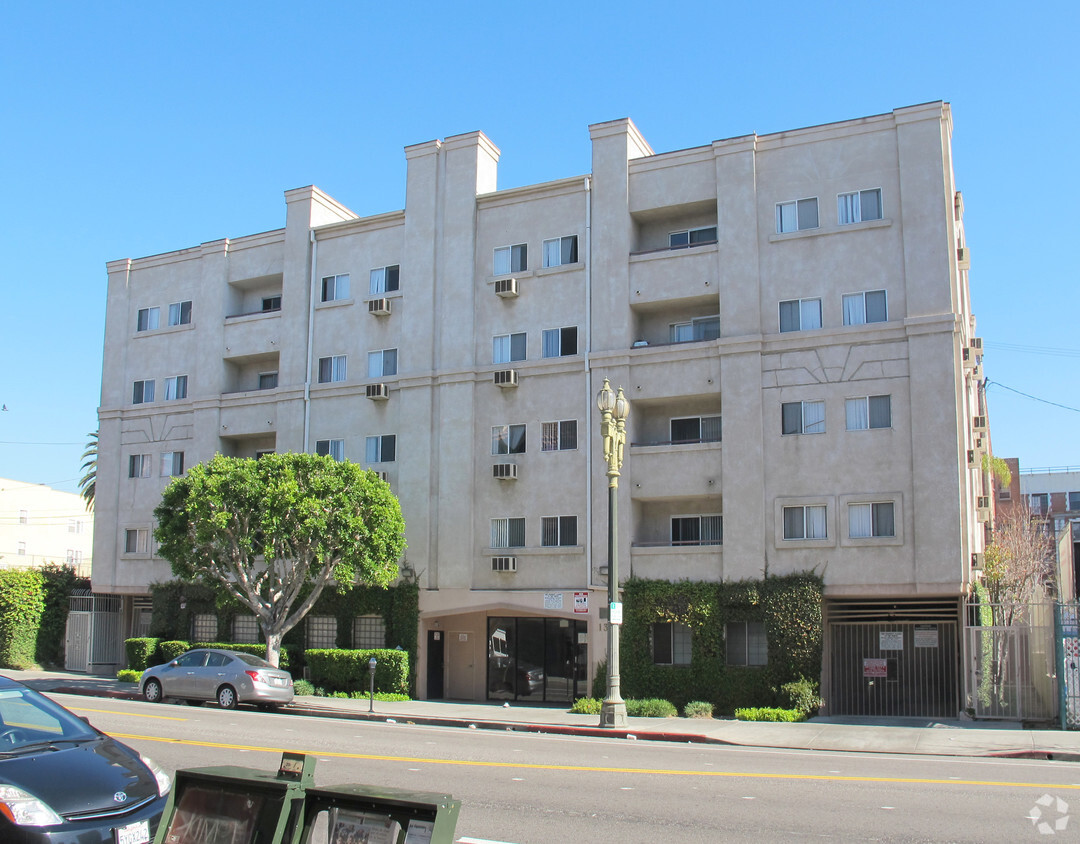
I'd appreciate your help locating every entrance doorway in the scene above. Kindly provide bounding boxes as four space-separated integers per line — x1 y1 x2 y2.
426 630 445 699
486 617 587 703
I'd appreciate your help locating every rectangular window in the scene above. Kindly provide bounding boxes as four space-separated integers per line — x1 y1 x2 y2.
353 616 386 649
491 517 526 548
842 290 888 325
845 395 892 430
671 515 723 546
161 451 185 477
542 235 578 268
779 298 822 332
783 505 827 540
541 420 577 451
317 355 347 383
670 416 722 444
168 300 192 326
321 273 350 302
262 295 282 312
16 541 26 555
1031 493 1049 515
306 615 337 649
232 615 259 644
191 613 217 641
1069 492 1080 512
258 372 278 390
66 549 82 565
652 622 692 665
670 315 721 343
849 502 895 538
18 510 27 525
494 243 528 275
542 326 578 358
132 380 155 404
367 348 398 378
124 528 149 554
492 424 526 455
128 454 151 478
726 622 767 666
137 307 160 331
369 265 400 295
776 197 819 233
315 439 345 461
838 189 882 225
365 434 396 463
68 519 82 534
163 375 188 401
781 400 825 435
541 516 577 547
669 226 717 249
492 332 527 364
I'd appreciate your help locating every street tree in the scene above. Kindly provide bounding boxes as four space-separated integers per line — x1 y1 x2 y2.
78 432 97 511
153 452 405 667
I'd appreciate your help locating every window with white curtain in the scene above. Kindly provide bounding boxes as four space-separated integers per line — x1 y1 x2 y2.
318 355 347 383
163 375 188 400
493 332 526 364
129 454 151 478
161 451 184 477
849 502 895 538
492 424 526 455
321 273 350 302
367 348 398 378
846 395 892 430
132 380 155 404
316 439 345 461
369 265 400 295
781 401 825 435
542 326 578 358
542 235 578 267
671 515 723 546
494 244 527 275
779 298 822 332
838 189 882 224
365 435 396 463
783 505 827 540
541 420 577 451
842 290 888 325
124 528 149 554
168 300 192 326
491 517 526 548
776 198 818 233
652 622 692 665
137 307 159 331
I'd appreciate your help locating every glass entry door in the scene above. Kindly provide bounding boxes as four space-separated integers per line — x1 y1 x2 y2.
487 617 587 703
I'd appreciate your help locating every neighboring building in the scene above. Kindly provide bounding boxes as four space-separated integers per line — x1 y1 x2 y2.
0 478 93 576
1018 465 1080 597
93 101 987 715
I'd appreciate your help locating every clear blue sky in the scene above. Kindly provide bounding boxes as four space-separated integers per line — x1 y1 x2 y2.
1 2 1077 494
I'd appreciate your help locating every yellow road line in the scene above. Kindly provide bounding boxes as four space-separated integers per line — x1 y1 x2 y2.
109 733 1080 791
72 707 188 722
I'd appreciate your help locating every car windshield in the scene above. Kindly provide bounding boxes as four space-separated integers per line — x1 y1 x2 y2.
232 653 274 668
0 687 97 752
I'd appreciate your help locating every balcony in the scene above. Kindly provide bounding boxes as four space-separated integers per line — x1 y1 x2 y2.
629 244 718 308
630 442 721 500
630 543 722 581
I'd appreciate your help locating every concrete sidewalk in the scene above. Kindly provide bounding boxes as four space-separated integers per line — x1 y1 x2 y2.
8 668 1080 762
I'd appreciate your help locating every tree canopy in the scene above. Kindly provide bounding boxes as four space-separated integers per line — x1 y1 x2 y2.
153 452 406 666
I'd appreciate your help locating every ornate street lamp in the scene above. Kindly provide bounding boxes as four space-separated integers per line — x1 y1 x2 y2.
597 378 629 728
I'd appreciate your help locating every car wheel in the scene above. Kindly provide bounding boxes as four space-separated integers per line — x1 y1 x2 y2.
143 679 163 703
217 685 238 710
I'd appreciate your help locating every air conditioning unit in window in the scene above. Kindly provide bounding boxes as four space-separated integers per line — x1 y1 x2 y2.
494 278 519 298
972 415 987 432
972 363 983 381
366 383 389 400
962 347 977 368
957 247 971 270
368 298 391 316
970 337 983 352
492 463 518 480
971 551 984 570
493 369 518 388
973 435 986 453
375 471 390 482
967 449 976 468
491 556 517 572
977 495 991 510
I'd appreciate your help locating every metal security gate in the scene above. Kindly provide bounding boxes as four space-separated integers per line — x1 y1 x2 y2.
829 599 960 718
1056 603 1080 728
64 593 123 674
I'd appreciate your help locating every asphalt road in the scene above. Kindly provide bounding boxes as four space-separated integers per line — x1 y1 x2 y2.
54 693 1080 843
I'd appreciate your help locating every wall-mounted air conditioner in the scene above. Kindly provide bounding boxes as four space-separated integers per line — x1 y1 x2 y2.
977 496 991 509
972 415 987 432
366 383 389 400
957 246 971 269
491 556 517 572
967 449 976 467
494 278 518 298
368 298 391 316
962 347 977 368
971 552 984 570
493 369 518 387
970 337 983 351
493 463 518 480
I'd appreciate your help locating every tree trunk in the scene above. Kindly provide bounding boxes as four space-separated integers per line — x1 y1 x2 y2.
265 630 283 668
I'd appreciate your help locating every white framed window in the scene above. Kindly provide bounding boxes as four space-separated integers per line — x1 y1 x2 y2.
161 451 185 477
124 528 149 554
542 235 578 268
68 518 82 534
315 439 345 461
192 613 217 641
317 355 347 383
129 454 152 478
671 515 723 546
353 615 386 649
137 307 160 331
842 290 888 325
262 295 281 312
848 502 895 538
494 243 527 275
541 420 577 451
321 273 350 302
779 298 822 333
776 197 818 233
232 615 259 644
307 615 337 649
541 515 577 547
367 348 398 378
493 332 526 364
365 434 396 463
838 189 882 225
726 621 767 666
369 265 400 295
782 401 825 435
670 315 720 343
652 621 691 665
168 300 192 326
18 510 27 525
492 424 526 455
17 541 26 555
542 326 578 358
669 226 717 249
670 416 721 444
258 372 278 390
66 549 82 566
491 517 526 548
132 379 155 404
783 505 827 540
1031 493 1049 515
163 375 188 401
845 395 892 430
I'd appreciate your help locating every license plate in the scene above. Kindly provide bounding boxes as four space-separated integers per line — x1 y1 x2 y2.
115 818 150 844
271 677 284 686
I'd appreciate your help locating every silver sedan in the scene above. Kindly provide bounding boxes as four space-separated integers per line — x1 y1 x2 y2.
140 648 294 709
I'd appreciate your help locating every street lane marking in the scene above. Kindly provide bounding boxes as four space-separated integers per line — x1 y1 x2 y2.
70 706 188 722
108 732 1080 790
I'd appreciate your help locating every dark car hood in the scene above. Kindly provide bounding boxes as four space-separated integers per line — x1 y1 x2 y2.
0 735 158 816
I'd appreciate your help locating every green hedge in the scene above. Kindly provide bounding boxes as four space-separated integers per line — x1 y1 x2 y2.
126 638 160 671
133 638 299 669
734 707 805 722
305 648 409 695
0 569 46 669
36 565 88 667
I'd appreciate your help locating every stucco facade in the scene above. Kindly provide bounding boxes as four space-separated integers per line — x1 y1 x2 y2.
0 478 92 576
93 102 987 713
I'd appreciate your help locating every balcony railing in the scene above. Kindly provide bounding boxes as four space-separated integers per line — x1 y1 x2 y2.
632 539 722 547
631 437 721 448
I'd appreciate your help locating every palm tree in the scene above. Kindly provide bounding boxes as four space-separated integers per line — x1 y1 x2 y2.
79 431 97 511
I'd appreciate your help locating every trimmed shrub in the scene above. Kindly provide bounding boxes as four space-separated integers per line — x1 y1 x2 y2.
192 642 297 670
158 640 191 662
0 569 46 669
734 707 804 722
305 648 409 695
591 660 608 700
293 679 314 696
626 698 677 718
570 697 602 715
126 638 160 671
683 700 714 719
116 669 141 683
778 677 822 717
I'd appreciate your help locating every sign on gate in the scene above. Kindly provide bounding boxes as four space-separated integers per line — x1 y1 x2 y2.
863 658 888 678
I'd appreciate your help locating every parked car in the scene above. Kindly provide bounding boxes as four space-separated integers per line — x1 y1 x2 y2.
140 648 294 709
0 674 170 843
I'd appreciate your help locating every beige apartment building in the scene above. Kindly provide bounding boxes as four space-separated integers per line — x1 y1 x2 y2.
0 478 92 576
93 101 987 715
